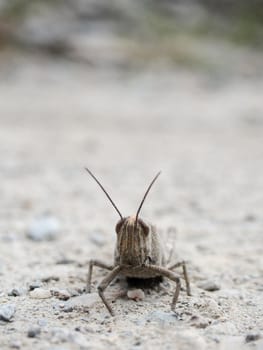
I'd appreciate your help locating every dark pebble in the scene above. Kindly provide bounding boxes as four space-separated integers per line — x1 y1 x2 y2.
245 333 261 343
62 306 74 313
28 281 43 291
8 288 22 297
27 326 41 338
56 258 76 265
41 276 60 283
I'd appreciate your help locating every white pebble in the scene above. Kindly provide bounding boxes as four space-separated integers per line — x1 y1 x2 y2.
127 289 145 301
198 280 221 292
29 288 52 299
64 293 98 310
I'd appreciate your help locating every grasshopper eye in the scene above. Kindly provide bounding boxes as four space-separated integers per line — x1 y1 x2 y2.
115 219 124 234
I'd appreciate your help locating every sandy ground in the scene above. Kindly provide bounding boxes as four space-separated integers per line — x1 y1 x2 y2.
0 53 263 349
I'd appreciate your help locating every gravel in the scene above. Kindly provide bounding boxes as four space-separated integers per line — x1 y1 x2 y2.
0 52 262 349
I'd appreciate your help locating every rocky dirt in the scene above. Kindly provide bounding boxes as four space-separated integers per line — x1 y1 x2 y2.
0 53 263 349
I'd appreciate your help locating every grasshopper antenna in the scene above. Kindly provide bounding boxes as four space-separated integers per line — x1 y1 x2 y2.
85 168 123 220
135 171 161 227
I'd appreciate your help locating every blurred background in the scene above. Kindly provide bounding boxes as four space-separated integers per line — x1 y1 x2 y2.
1 0 263 67
0 0 262 241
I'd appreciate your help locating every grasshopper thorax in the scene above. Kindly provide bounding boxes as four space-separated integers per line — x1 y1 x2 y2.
115 216 150 266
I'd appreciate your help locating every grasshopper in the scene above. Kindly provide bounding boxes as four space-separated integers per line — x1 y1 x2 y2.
85 168 191 316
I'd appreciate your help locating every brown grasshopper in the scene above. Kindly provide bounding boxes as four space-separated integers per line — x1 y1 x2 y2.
85 168 191 316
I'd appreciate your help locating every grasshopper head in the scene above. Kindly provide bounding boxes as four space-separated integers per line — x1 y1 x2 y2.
115 216 150 266
85 168 161 267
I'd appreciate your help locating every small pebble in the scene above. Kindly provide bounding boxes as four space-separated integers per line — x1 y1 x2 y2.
203 299 222 319
38 319 48 327
56 258 76 265
28 281 43 291
0 304 16 322
41 276 60 283
190 315 210 329
8 288 27 297
127 289 145 301
62 306 74 313
207 321 237 335
29 288 52 299
67 288 80 297
245 333 261 343
146 310 178 325
198 280 220 292
27 213 60 241
9 340 21 349
51 289 71 300
244 214 256 222
64 293 98 311
27 326 41 338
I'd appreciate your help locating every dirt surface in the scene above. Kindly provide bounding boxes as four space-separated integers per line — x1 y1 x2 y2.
0 54 263 349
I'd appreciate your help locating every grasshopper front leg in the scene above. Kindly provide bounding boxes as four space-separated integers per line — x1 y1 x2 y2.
168 261 191 296
97 265 122 316
144 265 181 311
87 259 114 293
